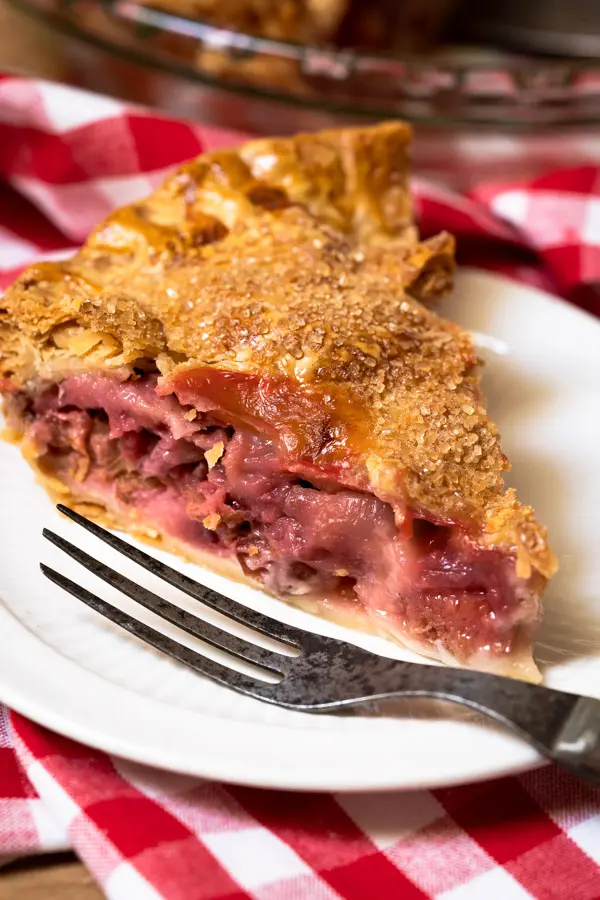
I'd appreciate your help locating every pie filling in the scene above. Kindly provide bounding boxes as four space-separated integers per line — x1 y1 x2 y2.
7 372 540 672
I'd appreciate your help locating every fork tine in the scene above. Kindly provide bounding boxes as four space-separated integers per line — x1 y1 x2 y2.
56 505 309 647
43 529 287 673
40 563 280 703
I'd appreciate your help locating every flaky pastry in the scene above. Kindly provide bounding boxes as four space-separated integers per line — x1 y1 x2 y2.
0 122 555 680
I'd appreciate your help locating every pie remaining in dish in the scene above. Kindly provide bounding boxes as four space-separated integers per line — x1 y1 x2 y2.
0 121 556 680
125 0 458 93
135 0 455 49
136 0 350 44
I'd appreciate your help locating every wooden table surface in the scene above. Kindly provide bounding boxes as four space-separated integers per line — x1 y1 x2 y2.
1 855 103 898
0 10 104 893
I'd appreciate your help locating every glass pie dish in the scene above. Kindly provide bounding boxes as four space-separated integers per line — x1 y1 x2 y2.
6 0 600 186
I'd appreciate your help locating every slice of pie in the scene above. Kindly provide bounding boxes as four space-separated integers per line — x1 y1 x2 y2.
0 121 555 680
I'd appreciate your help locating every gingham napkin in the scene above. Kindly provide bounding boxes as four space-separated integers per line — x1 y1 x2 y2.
0 74 599 900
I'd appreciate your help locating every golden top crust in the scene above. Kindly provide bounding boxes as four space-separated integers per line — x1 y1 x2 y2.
0 122 555 578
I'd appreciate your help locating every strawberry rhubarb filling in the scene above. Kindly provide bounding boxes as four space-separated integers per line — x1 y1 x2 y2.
6 372 541 674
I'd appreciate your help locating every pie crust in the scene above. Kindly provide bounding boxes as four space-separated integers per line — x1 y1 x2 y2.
0 122 556 680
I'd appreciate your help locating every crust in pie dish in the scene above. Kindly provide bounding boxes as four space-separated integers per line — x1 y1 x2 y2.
133 0 349 43
131 0 456 53
128 0 456 91
0 121 556 681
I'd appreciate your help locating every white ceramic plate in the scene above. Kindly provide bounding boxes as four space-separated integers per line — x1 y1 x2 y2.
1 268 599 792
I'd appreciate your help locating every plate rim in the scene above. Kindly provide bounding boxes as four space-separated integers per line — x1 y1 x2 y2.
0 599 545 792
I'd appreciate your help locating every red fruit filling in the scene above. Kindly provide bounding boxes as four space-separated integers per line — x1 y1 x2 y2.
6 372 540 668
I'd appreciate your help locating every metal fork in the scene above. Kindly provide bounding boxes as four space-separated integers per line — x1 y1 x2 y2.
42 504 600 785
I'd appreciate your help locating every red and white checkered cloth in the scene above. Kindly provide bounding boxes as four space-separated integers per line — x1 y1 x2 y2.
0 74 599 899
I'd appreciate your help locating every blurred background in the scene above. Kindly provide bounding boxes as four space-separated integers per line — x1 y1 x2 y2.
0 0 599 186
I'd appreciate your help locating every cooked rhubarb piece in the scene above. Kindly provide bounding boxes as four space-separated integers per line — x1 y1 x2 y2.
0 122 555 679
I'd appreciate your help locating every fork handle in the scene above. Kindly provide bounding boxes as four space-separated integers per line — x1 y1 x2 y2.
437 670 600 781
348 659 600 783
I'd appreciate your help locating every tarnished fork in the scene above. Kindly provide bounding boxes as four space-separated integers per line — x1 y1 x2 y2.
42 504 600 785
